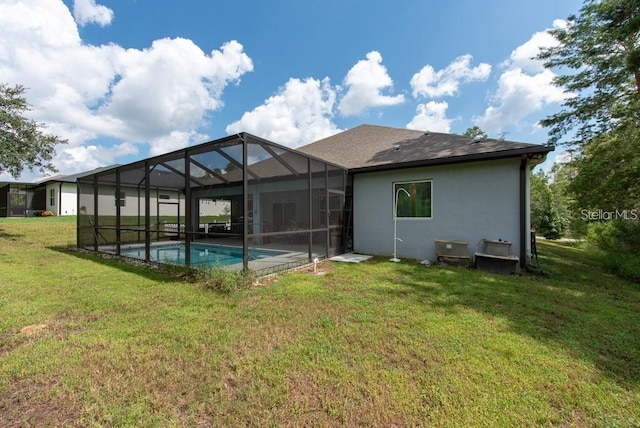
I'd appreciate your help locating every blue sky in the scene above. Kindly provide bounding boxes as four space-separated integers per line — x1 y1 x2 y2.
0 0 583 180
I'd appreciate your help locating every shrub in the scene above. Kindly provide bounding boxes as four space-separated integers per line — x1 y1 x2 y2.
537 211 566 239
586 220 640 252
600 251 640 283
162 264 254 293
200 268 252 293
567 216 589 239
586 220 640 282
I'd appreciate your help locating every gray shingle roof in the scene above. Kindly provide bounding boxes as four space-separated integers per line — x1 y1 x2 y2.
38 165 121 184
298 124 553 172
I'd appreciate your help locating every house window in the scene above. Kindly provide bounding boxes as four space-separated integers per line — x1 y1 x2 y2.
116 192 126 207
49 188 55 206
393 180 432 218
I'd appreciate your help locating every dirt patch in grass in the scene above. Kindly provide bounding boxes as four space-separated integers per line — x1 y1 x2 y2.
1 314 104 360
253 260 334 288
0 378 80 428
19 324 49 337
0 324 51 359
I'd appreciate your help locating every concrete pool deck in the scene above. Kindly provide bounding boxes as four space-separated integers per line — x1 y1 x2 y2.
97 240 324 274
329 253 373 263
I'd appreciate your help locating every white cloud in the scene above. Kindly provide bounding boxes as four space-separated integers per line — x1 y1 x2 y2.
57 142 138 174
230 52 409 145
475 68 566 132
148 131 209 157
406 101 454 133
507 21 565 73
0 0 81 55
73 0 113 27
338 51 405 116
0 0 253 178
99 38 253 141
475 21 569 134
411 54 491 99
226 77 341 148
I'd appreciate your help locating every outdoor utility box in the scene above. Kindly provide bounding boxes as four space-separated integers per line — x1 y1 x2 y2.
474 253 520 275
435 239 470 267
435 239 468 257
483 239 512 257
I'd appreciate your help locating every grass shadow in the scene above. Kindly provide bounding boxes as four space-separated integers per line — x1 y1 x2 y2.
365 241 640 388
0 226 25 241
47 245 183 284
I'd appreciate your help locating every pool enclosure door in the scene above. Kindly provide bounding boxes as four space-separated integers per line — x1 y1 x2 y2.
328 190 344 257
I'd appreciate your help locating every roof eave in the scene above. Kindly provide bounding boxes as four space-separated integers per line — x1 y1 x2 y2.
347 145 555 174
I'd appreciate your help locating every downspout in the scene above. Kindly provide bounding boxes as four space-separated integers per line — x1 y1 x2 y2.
519 154 528 268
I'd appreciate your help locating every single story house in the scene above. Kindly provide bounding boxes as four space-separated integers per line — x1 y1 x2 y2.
76 124 552 273
0 167 116 217
298 124 553 265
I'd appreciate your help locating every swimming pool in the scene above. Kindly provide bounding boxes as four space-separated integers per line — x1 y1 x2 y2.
119 243 287 268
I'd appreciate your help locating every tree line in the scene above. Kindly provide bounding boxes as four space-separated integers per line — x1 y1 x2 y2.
531 0 639 280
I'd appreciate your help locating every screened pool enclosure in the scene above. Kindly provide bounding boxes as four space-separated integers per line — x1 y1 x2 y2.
77 133 349 274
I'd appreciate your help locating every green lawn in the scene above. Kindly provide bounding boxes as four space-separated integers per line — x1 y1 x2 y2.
1 217 639 426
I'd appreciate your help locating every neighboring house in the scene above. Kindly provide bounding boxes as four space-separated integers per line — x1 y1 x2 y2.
298 124 553 265
41 175 81 216
0 166 117 217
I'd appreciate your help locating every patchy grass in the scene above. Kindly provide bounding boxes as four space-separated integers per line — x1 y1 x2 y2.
1 217 639 426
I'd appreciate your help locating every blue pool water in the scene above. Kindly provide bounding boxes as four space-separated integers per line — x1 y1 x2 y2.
120 243 286 267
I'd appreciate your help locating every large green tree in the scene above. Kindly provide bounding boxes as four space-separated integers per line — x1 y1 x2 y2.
530 170 568 239
537 0 640 147
0 84 66 178
568 124 640 211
